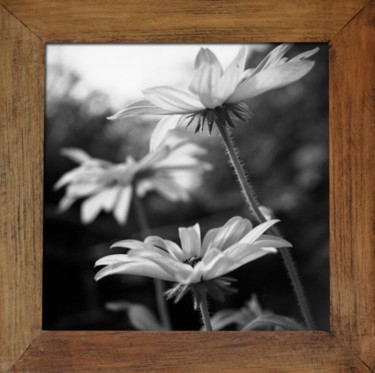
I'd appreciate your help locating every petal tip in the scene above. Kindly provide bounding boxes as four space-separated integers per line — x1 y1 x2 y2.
263 247 278 253
94 272 102 281
268 218 280 226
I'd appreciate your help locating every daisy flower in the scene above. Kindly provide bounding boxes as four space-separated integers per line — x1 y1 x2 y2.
54 131 212 225
108 43 319 150
95 216 291 304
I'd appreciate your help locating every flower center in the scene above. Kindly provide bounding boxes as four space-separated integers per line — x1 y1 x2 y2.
184 256 202 267
184 102 252 135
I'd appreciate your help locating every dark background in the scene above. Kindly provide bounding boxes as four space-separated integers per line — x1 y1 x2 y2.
44 43 329 330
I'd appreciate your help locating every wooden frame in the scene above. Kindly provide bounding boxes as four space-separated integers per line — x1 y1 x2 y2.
1 0 374 371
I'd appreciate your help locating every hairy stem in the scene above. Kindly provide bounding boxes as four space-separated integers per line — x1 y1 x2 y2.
199 293 212 331
133 193 172 330
216 120 314 330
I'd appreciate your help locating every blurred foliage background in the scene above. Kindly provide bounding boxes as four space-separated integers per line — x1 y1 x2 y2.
44 43 329 330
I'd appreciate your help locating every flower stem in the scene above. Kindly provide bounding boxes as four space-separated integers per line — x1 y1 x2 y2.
216 120 314 330
133 193 172 330
199 293 212 331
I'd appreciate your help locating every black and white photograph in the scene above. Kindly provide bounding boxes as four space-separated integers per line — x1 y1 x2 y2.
44 43 328 331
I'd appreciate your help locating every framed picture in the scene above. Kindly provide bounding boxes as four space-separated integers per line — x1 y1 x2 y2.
1 0 373 371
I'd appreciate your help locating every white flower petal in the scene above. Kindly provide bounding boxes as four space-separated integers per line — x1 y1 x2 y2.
101 186 122 212
174 142 208 156
150 176 190 202
58 194 77 212
253 43 293 74
152 143 207 168
153 155 203 169
228 59 315 102
149 116 182 152
60 148 92 164
144 86 205 113
223 240 283 273
237 219 280 245
143 236 170 252
177 261 205 284
94 261 174 282
201 247 222 265
225 240 282 262
139 144 171 170
155 129 190 148
218 46 247 102
204 253 234 280
80 189 112 224
163 239 185 260
145 236 184 260
107 99 173 120
142 133 193 170
253 234 292 249
189 65 221 108
95 254 136 267
178 223 201 258
127 247 172 259
166 169 206 192
201 227 221 255
223 245 272 274
113 186 133 225
290 47 319 62
194 48 224 71
262 247 278 253
66 182 102 198
209 216 252 251
54 168 85 190
238 249 272 268
189 48 224 108
238 68 255 83
110 239 153 250
137 254 193 280
225 243 268 261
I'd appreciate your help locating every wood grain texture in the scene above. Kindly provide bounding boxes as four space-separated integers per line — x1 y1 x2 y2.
0 0 371 42
0 5 43 372
11 331 371 372
0 0 374 371
330 1 375 369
